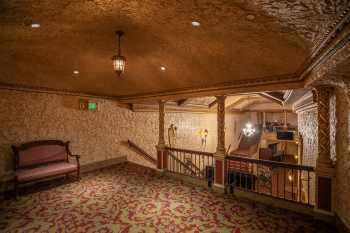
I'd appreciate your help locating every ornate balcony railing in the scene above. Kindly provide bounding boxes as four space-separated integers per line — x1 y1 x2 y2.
226 155 315 206
165 147 214 183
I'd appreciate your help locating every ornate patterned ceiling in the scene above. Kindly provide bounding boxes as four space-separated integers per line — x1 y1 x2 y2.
0 0 349 99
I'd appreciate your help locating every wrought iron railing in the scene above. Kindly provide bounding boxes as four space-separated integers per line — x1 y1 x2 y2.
165 147 214 182
226 155 315 206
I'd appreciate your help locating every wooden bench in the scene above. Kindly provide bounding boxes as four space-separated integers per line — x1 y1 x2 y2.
12 140 80 197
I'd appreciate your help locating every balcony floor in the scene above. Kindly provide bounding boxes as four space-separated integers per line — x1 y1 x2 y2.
0 163 336 233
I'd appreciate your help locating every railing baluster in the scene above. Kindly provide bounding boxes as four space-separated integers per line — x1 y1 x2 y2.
277 167 279 198
298 170 301 203
307 171 310 205
291 168 294 201
270 166 273 195
165 147 315 206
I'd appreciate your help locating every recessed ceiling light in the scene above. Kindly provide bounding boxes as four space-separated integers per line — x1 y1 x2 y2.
73 70 79 75
191 21 200 27
246 14 256 21
160 66 166 71
31 23 40 28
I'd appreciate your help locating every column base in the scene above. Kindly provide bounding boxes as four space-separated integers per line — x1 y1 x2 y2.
214 152 226 186
156 145 168 171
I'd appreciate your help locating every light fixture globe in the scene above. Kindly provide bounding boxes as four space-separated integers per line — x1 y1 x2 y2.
112 54 126 76
112 30 126 76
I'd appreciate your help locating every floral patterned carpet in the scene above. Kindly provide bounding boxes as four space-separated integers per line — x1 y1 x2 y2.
0 163 337 233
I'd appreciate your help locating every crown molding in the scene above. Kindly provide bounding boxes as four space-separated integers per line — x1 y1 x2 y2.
293 91 317 113
117 74 303 103
299 7 350 83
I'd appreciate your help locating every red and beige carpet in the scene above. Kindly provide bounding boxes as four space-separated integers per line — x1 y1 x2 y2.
0 163 336 233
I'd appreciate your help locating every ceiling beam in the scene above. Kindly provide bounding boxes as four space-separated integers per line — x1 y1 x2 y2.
177 99 188 106
117 76 303 103
208 100 217 108
258 93 284 105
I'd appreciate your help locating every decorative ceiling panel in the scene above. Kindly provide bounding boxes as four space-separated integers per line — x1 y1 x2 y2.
0 0 348 98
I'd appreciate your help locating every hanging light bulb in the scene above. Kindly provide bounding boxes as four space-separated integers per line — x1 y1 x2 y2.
112 31 126 76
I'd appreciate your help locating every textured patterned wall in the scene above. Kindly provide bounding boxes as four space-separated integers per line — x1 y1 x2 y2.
0 90 239 181
334 86 350 229
297 108 318 205
297 109 318 167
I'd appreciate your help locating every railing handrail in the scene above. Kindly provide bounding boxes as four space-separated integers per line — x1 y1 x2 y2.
227 155 314 171
127 140 157 165
165 146 214 157
167 151 198 175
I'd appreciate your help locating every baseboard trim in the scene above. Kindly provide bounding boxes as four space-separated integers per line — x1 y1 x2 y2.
81 156 127 173
336 214 350 233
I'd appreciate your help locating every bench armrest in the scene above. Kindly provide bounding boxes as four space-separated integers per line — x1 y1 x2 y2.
69 154 80 166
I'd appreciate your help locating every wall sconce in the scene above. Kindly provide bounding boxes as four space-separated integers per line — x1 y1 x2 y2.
198 129 209 151
168 124 177 148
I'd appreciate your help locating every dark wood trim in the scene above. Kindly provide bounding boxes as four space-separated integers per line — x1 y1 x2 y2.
226 155 314 171
208 100 217 108
215 160 223 185
165 146 214 157
127 140 157 165
317 176 332 212
177 99 188 106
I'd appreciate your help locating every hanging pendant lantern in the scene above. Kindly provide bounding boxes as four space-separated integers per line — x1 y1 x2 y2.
112 31 126 76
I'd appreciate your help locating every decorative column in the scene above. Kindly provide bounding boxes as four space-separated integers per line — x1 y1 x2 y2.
156 100 168 170
314 86 334 212
214 95 226 187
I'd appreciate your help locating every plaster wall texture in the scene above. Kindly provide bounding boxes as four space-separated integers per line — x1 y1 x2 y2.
0 90 240 180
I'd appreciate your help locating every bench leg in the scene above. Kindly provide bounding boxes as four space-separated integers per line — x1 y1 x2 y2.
77 168 80 181
14 181 18 200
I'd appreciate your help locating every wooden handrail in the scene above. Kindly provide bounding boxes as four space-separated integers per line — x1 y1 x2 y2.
226 155 314 171
167 151 197 175
127 140 157 165
165 146 214 157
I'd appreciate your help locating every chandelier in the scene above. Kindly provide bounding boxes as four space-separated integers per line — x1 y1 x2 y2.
243 96 256 137
112 31 126 76
243 122 256 137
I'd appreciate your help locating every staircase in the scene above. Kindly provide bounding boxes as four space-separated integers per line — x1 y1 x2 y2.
127 140 157 165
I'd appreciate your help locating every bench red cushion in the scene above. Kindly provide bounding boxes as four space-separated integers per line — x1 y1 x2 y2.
18 145 67 168
16 162 77 182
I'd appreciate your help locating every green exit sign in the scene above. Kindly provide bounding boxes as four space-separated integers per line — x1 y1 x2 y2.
88 101 97 110
79 99 98 111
